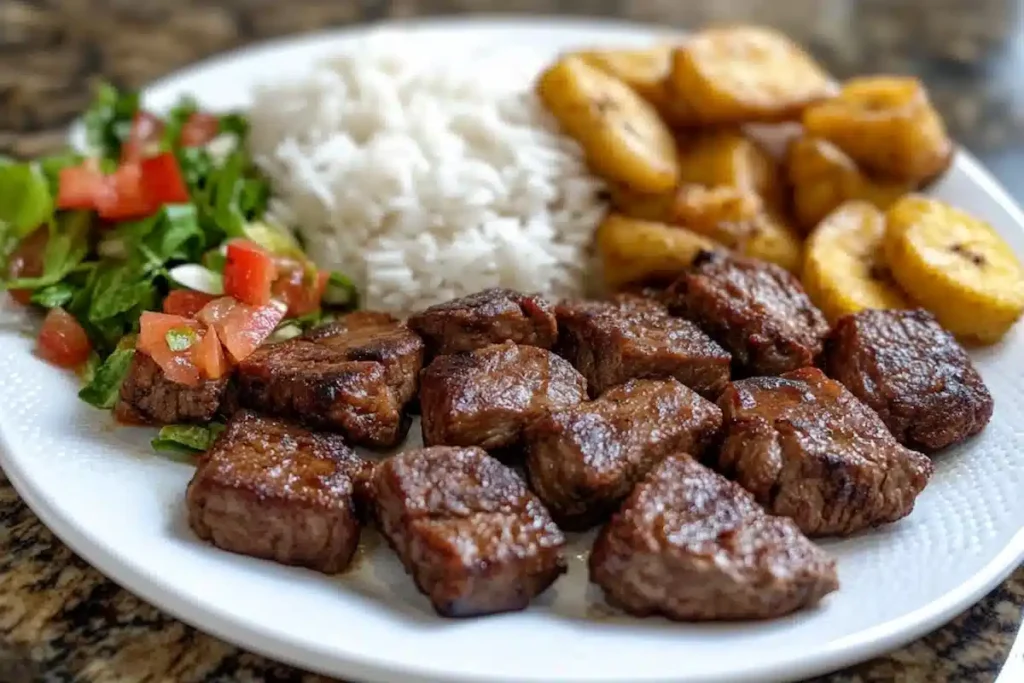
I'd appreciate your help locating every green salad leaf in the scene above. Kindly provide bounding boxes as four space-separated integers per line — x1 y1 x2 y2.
324 271 359 308
78 348 135 409
165 326 198 352
0 162 53 243
30 281 77 309
5 211 92 291
151 423 225 455
114 203 205 267
83 83 140 160
161 96 199 151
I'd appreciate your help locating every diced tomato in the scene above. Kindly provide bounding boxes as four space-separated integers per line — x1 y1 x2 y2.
140 152 189 205
56 160 108 211
7 226 49 305
137 311 203 385
273 264 328 317
180 112 220 147
95 162 152 221
121 111 165 162
198 297 287 363
223 240 277 306
192 324 228 380
163 289 216 318
36 308 92 369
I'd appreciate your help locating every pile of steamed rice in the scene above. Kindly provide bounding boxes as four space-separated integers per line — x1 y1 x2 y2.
247 35 607 315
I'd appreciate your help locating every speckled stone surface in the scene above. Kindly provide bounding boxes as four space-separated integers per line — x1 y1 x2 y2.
1 1 1023 681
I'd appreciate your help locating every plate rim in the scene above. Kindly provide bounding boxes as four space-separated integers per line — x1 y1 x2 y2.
8 14 1024 683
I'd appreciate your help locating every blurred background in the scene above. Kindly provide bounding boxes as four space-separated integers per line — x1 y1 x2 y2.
1 0 1023 199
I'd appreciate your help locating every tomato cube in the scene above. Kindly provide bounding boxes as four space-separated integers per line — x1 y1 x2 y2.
36 308 92 369
223 240 277 306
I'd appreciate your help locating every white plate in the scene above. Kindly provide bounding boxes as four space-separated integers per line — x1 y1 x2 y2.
4 16 1024 683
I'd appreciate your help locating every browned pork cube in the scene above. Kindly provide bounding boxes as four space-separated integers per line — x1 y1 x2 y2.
669 251 829 376
716 367 934 536
372 446 567 617
236 340 407 448
555 296 731 398
824 308 993 452
114 352 229 425
419 341 587 452
408 287 559 356
590 454 839 621
186 411 372 574
304 311 424 405
525 378 722 530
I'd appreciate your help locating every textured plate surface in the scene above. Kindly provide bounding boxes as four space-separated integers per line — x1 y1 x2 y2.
3 17 1024 683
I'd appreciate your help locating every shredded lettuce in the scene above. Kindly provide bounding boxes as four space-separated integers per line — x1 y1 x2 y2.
78 348 135 409
151 422 224 455
82 83 140 159
0 162 53 244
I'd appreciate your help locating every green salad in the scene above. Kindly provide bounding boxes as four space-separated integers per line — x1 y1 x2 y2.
0 84 357 455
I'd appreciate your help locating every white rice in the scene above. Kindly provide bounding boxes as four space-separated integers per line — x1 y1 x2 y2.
247 34 606 314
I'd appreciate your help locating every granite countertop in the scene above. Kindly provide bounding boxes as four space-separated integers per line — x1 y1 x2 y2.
1 1 1023 681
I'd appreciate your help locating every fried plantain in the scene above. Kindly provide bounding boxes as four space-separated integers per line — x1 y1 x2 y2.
666 26 833 126
596 212 718 289
803 201 910 322
537 56 680 192
676 129 785 209
573 46 673 111
802 76 953 185
787 136 912 233
884 195 1024 343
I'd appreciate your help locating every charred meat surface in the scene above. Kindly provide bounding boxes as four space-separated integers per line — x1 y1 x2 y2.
371 446 567 617
525 378 723 530
236 340 407 448
114 352 229 425
716 367 933 536
824 308 993 452
186 411 371 574
555 296 731 398
669 251 829 376
590 453 839 621
419 341 587 451
408 287 558 356
303 311 424 405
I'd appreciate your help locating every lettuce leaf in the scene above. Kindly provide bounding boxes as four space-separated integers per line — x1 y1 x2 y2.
78 348 135 409
151 423 225 455
83 83 140 160
0 162 53 243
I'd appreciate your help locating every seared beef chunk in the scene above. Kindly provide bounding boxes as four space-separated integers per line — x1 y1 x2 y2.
372 446 566 617
669 251 828 376
114 352 229 425
419 341 587 451
590 454 839 620
716 367 933 536
236 340 407 448
525 378 722 530
408 287 558 356
555 296 731 398
186 411 372 574
824 308 993 452
303 311 424 405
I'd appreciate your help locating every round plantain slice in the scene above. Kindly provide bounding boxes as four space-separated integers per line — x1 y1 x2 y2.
787 136 912 233
803 201 910 322
884 195 1024 343
666 25 833 126
744 210 803 274
537 56 680 193
802 76 953 185
677 129 785 209
572 46 673 111
596 212 718 290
